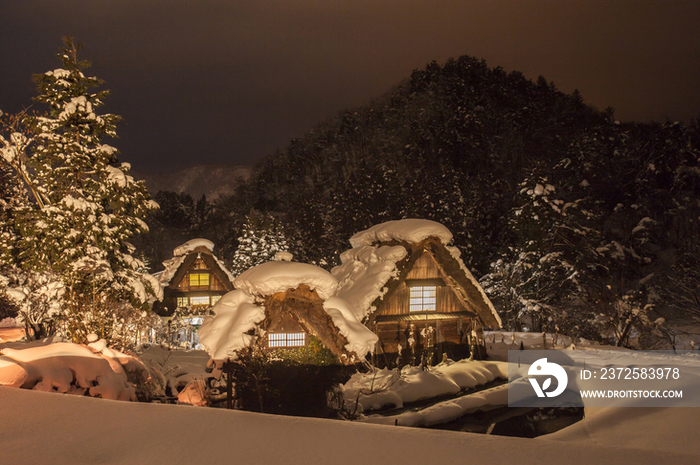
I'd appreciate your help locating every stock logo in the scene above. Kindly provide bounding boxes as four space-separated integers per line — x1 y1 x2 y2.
528 358 568 398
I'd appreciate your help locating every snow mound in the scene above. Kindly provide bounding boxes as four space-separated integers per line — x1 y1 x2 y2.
349 219 453 248
198 290 266 360
234 261 338 300
4 385 698 465
0 341 144 401
323 297 378 359
343 360 508 414
173 238 215 257
365 384 510 427
331 245 407 321
0 356 29 387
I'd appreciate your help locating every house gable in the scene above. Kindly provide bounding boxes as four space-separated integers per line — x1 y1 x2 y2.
260 285 357 364
366 237 500 329
168 249 234 292
373 250 474 319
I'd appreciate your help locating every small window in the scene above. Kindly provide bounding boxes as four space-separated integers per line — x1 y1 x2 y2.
189 273 210 288
268 332 306 348
190 296 210 306
211 295 222 305
409 286 437 312
177 297 188 308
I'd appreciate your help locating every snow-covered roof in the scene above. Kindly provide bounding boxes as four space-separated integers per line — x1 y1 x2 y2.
323 297 378 359
331 245 408 321
234 261 338 300
349 219 453 248
173 238 215 257
157 255 186 286
198 290 266 360
446 246 502 328
334 220 502 328
158 238 234 287
198 288 376 362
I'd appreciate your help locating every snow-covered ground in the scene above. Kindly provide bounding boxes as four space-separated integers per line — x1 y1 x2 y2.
1 385 698 464
0 326 25 343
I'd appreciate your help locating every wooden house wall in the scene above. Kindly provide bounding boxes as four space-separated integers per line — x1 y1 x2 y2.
379 285 409 316
375 251 470 316
378 284 469 315
405 252 441 280
373 317 476 363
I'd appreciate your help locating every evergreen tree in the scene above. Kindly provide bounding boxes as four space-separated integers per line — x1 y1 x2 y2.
230 212 289 276
7 39 160 342
0 112 35 267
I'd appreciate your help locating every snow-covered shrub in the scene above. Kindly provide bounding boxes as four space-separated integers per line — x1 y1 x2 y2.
0 267 64 340
177 379 210 407
0 338 157 401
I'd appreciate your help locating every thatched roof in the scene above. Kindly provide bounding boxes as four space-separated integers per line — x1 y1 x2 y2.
332 220 502 329
260 285 370 365
157 239 234 291
198 261 378 364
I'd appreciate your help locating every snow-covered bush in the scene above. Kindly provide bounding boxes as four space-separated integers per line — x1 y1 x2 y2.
0 267 64 340
0 337 159 401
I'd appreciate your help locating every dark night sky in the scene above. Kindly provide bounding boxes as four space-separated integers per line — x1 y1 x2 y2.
2 1 700 173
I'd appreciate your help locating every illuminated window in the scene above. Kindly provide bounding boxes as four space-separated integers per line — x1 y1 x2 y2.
189 273 210 288
177 297 188 308
211 295 221 305
190 296 210 306
409 286 436 312
268 332 305 348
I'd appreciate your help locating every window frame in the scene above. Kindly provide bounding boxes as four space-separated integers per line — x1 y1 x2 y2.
189 272 210 288
409 285 437 312
268 332 306 348
189 296 211 307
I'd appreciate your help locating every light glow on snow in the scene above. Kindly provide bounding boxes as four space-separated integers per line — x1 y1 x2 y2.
198 290 266 360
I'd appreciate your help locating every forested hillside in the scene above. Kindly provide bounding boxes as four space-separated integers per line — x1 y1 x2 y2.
151 56 700 346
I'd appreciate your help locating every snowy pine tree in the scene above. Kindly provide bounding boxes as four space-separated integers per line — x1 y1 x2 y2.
230 212 289 276
4 39 160 343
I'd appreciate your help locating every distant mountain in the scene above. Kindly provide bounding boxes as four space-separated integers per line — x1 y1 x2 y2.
132 164 252 199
